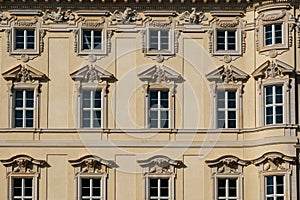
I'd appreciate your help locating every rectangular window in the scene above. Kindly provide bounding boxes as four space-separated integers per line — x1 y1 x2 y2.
217 178 238 200
264 24 282 46
265 176 284 200
149 29 169 51
81 178 102 200
216 30 236 51
15 29 35 50
149 178 170 200
12 178 33 200
82 30 102 50
265 85 283 125
217 90 237 128
14 90 34 128
149 90 169 128
81 90 102 128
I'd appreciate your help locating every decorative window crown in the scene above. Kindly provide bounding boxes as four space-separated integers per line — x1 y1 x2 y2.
69 155 118 174
70 64 117 83
206 65 249 84
253 152 295 172
206 155 250 174
138 155 185 174
2 64 48 83
0 154 46 174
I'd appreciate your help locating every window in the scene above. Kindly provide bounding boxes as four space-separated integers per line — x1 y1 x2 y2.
217 178 238 200
149 90 169 128
264 85 283 125
82 30 102 51
149 178 170 200
264 24 282 46
12 177 33 200
14 90 34 128
217 90 237 128
149 29 169 51
15 29 35 50
80 178 102 200
265 176 284 200
216 30 236 51
81 90 102 128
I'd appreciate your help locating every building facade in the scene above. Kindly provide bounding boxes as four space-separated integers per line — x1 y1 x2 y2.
0 0 299 199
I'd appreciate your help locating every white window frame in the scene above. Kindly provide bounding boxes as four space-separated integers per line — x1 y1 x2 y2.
148 89 171 129
217 90 237 129
216 30 237 51
81 29 103 51
77 174 107 200
145 174 174 200
77 28 107 55
11 28 39 55
217 177 238 200
265 175 285 200
13 89 35 128
81 89 103 128
8 174 38 200
146 28 175 55
264 24 283 46
9 83 40 129
264 85 284 125
213 174 243 200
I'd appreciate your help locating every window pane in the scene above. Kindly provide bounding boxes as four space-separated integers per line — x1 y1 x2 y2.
150 91 158 107
228 179 237 197
93 30 102 50
217 179 226 197
82 30 92 50
150 179 158 197
228 120 236 128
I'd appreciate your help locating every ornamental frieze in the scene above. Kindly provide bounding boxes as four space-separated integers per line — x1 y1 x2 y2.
179 8 207 24
111 7 142 24
42 7 75 23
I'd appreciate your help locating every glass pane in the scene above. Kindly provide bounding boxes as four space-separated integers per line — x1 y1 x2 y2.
217 179 226 197
82 91 91 108
149 30 159 50
15 119 23 128
82 30 92 50
228 179 237 197
228 92 236 108
93 30 102 50
94 91 102 108
150 119 158 128
150 179 158 197
26 119 33 127
216 31 225 50
228 120 236 128
150 91 158 107
266 116 273 125
228 111 236 120
218 120 225 129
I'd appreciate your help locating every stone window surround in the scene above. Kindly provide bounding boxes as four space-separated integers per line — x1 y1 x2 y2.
76 173 107 200
146 28 175 55
8 174 39 200
138 155 185 200
255 6 293 55
9 83 40 129
77 83 106 129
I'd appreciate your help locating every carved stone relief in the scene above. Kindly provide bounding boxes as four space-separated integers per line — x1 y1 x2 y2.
138 155 185 174
112 7 141 24
69 155 118 174
206 65 249 84
0 155 46 174
179 8 207 24
42 7 75 23
206 155 250 174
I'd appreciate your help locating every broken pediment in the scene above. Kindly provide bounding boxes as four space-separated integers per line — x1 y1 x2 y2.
252 60 294 79
70 64 117 83
253 152 295 172
138 65 184 84
69 155 118 174
2 64 48 83
0 154 46 174
206 65 249 83
138 155 185 174
206 155 250 174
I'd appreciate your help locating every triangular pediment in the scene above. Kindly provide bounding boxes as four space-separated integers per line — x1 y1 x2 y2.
138 65 183 83
70 64 117 83
252 60 294 79
2 64 48 82
206 65 249 83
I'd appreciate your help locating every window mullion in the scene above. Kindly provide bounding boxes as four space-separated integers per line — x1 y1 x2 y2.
23 90 26 128
21 178 25 199
90 91 94 128
225 31 228 51
225 91 228 128
91 30 94 50
90 178 93 199
158 31 161 51
24 30 27 50
273 86 276 124
158 91 161 128
272 25 275 45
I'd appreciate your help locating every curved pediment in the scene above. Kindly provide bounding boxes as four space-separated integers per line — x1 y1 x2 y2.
206 65 249 83
2 64 48 82
138 65 184 84
69 155 118 173
252 60 294 79
70 64 117 83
